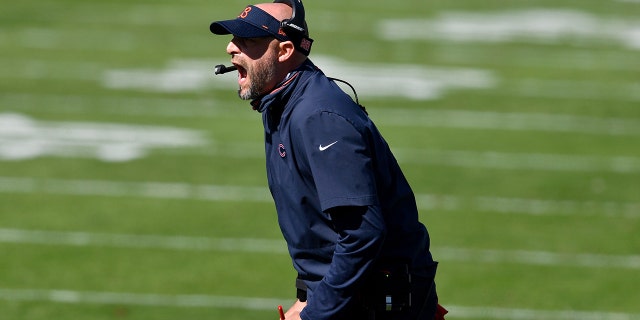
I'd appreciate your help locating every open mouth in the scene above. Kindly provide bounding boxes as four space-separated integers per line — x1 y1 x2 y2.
235 64 248 85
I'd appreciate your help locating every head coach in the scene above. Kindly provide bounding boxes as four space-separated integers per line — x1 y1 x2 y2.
209 1 446 319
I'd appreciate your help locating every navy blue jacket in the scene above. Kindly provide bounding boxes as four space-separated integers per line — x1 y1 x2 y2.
252 60 436 319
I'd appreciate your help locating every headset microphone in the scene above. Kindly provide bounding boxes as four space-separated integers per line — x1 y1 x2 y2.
214 64 238 75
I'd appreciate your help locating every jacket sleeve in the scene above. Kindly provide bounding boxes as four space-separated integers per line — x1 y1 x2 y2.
300 205 387 320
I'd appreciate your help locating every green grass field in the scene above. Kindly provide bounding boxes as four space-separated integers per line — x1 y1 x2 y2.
1 0 639 319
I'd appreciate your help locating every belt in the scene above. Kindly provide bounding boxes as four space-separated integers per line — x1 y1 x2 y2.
296 277 308 302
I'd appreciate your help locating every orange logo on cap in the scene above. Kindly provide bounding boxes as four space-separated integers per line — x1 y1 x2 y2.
239 6 252 19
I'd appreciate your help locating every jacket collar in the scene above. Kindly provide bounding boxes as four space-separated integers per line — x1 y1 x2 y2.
251 59 316 113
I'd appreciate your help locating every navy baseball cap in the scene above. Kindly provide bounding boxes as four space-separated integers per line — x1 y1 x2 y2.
210 5 289 42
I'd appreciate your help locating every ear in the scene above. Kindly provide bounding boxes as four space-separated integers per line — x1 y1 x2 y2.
277 40 296 62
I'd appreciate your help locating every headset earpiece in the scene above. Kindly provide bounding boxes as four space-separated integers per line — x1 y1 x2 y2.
273 0 314 55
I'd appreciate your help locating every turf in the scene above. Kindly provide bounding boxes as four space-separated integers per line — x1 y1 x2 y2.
1 0 639 319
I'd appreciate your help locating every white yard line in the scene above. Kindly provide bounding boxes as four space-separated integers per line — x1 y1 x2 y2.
414 194 640 219
434 247 640 269
0 288 287 310
0 177 272 202
3 93 639 135
0 288 638 319
448 304 640 320
0 228 286 253
373 109 640 136
378 9 640 51
5 56 640 102
1 177 638 218
2 110 639 167
391 148 640 173
2 228 639 269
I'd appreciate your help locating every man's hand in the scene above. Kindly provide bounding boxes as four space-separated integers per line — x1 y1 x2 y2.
282 299 307 320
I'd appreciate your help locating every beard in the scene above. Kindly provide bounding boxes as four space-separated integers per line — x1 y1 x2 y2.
238 56 278 101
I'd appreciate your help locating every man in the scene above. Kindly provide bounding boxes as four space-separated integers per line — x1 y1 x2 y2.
209 1 445 319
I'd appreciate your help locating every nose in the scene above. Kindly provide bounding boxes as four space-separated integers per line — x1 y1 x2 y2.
226 38 240 56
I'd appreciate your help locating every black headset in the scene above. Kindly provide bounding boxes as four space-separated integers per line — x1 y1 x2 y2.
273 0 365 113
274 0 314 55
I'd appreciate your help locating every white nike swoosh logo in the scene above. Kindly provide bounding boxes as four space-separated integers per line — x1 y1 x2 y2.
318 141 339 151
